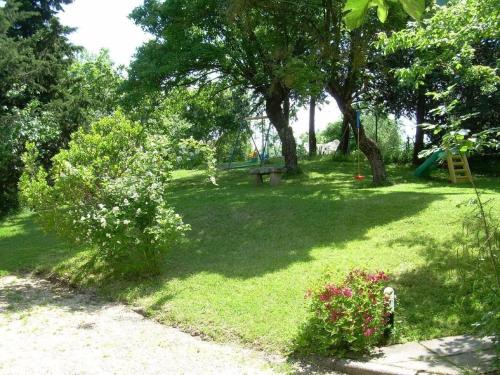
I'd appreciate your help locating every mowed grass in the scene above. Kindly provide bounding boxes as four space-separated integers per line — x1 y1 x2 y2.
1 159 499 353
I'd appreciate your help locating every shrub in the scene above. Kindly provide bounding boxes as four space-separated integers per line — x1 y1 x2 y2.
19 113 215 275
297 269 391 355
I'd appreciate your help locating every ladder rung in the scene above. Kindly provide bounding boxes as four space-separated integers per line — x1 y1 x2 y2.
453 162 465 166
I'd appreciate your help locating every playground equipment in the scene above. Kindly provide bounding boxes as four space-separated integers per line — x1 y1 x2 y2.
414 151 446 178
446 153 473 183
415 151 473 183
354 111 365 181
221 115 275 170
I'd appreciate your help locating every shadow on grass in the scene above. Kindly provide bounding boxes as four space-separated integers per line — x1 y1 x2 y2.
160 165 445 280
289 231 494 357
105 162 451 317
388 233 493 342
0 213 78 276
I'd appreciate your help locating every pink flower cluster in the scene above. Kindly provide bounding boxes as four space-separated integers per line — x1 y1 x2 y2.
319 284 353 302
329 309 344 322
362 312 376 336
366 271 390 283
347 269 390 283
363 328 376 337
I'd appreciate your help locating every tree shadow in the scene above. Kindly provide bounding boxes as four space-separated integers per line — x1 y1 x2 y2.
0 213 78 276
107 163 449 319
0 276 105 315
387 233 492 341
159 179 444 281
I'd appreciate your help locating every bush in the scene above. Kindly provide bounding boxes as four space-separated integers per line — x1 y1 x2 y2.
297 269 391 355
20 113 215 275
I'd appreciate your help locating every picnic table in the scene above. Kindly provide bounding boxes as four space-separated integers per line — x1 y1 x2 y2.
249 167 286 186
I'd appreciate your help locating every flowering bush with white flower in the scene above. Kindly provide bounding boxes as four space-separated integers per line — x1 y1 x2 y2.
20 113 215 274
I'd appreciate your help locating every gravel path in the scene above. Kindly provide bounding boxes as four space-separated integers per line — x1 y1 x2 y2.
0 275 285 375
0 275 339 375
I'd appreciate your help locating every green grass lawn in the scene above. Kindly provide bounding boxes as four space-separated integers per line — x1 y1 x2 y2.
1 159 499 353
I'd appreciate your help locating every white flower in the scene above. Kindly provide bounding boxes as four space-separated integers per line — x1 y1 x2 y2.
136 208 142 215
80 216 86 222
112 206 119 214
98 204 105 210
123 220 130 225
106 233 111 238
100 218 107 228
123 199 129 205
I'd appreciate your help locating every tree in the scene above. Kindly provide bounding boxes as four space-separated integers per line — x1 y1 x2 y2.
0 0 76 214
308 96 317 156
299 1 409 183
52 50 123 147
127 0 315 172
124 83 254 162
0 0 76 112
382 0 499 159
327 0 426 171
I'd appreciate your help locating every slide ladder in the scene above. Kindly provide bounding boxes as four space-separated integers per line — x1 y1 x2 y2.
447 154 473 184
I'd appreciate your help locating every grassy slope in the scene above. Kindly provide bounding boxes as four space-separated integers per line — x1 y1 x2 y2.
1 159 499 352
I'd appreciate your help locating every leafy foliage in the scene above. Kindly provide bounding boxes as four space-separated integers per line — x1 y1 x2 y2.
128 0 317 171
0 50 122 216
381 0 499 156
344 0 425 29
296 269 391 355
125 83 253 162
0 0 76 214
20 113 216 275
320 114 406 163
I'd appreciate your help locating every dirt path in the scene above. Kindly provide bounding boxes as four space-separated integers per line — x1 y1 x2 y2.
0 275 295 375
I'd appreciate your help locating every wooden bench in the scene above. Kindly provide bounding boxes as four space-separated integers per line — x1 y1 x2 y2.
249 167 286 186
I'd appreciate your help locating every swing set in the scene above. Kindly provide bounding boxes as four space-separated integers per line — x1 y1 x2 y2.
221 110 367 181
220 115 277 170
354 111 365 181
335 110 366 181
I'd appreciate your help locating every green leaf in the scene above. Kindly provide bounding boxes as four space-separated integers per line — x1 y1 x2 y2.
398 0 425 20
344 0 371 30
373 0 389 22
344 0 391 29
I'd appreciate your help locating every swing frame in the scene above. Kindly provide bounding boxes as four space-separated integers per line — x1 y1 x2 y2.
223 115 273 170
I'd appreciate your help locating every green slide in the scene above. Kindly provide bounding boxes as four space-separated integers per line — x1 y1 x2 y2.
414 151 446 178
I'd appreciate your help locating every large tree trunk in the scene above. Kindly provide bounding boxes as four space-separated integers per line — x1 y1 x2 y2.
413 87 426 165
327 84 387 184
343 107 387 184
265 95 299 173
339 116 350 155
308 96 317 157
